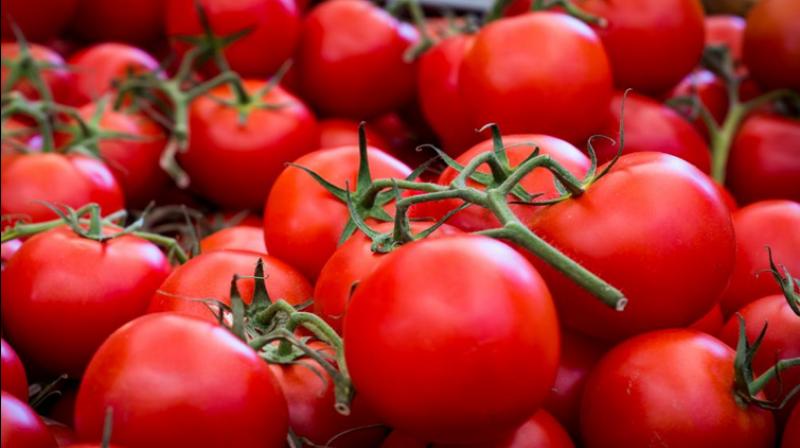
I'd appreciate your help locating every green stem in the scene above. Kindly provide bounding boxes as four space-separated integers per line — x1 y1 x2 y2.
749 357 800 396
132 230 189 264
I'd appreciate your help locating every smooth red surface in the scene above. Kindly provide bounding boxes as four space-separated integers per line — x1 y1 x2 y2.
688 304 725 335
318 119 391 152
1 0 76 42
67 43 160 106
1 42 74 104
199 225 267 254
1 391 57 448
705 15 746 62
68 0 164 44
0 338 28 400
743 0 800 90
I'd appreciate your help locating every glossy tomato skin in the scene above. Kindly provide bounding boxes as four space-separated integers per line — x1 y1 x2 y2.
1 391 58 448
318 119 392 152
743 0 800 90
688 303 725 335
432 134 590 232
593 92 711 172
705 15 746 62
166 0 300 77
68 0 164 45
719 200 800 316
313 221 460 333
0 153 124 225
460 12 611 144
264 146 411 280
75 313 288 447
528 152 735 341
297 0 418 119
783 404 800 448
1 227 171 377
199 225 267 254
726 114 800 204
579 0 705 94
1 0 76 42
0 43 74 104
581 330 775 448
180 81 318 210
0 339 28 400
417 34 479 156
344 236 560 443
67 43 160 106
148 250 310 323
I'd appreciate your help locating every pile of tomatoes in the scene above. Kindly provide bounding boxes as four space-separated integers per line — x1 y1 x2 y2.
1 0 799 447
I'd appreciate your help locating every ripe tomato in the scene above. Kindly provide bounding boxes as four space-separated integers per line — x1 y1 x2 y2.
593 92 711 172
726 114 800 205
1 42 74 104
67 0 164 45
688 303 725 335
743 0 800 90
344 235 559 443
1 226 171 377
459 12 611 144
578 0 705 94
296 0 419 119
0 339 28 400
180 80 318 210
1 391 58 448
1 117 41 156
705 15 746 62
67 43 160 107
1 153 124 225
75 313 288 447
783 404 800 448
718 200 800 316
0 0 76 42
148 250 310 323
199 225 267 254
263 145 411 280
528 152 735 341
581 330 775 447
318 119 391 153
166 0 301 77
47 421 79 447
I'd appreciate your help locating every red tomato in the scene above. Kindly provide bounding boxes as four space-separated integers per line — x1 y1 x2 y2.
1 117 41 156
180 81 318 210
417 34 479 156
67 0 164 45
593 92 711 172
0 153 124 225
705 15 746 62
1 226 171 377
263 145 411 280
432 134 590 232
75 313 288 447
528 152 735 341
581 329 775 447
0 339 28 400
688 303 725 335
344 235 559 443
726 114 800 204
166 0 301 77
67 43 160 106
148 250 310 323
296 0 419 119
1 391 58 448
719 200 800 316
783 404 800 448
46 421 79 447
313 221 460 333
579 0 705 94
0 0 76 42
1 42 74 103
318 119 392 153
1 238 22 268
459 12 611 144
743 0 800 90
76 102 168 208
199 225 267 254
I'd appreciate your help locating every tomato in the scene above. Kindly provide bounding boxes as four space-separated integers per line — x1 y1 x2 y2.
593 92 711 172
180 80 318 210
580 329 775 447
783 404 800 448
743 0 800 90
166 0 301 77
269 342 385 447
318 119 391 153
431 134 590 232
417 33 479 156
1 391 58 448
718 200 800 316
459 12 611 144
726 114 800 205
1 42 74 104
67 0 164 45
344 235 559 443
1 226 171 377
528 152 735 341
1 0 76 42
688 303 725 335
1 117 40 156
296 0 419 119
67 43 160 107
313 221 460 333
199 225 267 254
76 101 168 208
148 250 310 323
0 153 124 225
46 421 79 447
1 238 22 268
75 313 288 447
705 15 746 62
263 145 411 280
0 338 28 400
